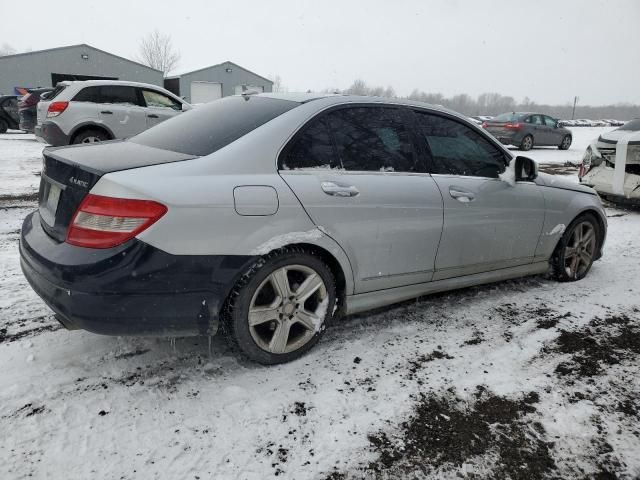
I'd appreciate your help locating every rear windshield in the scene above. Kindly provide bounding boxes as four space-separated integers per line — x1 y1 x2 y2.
47 85 67 101
492 112 524 122
618 119 640 131
130 96 299 156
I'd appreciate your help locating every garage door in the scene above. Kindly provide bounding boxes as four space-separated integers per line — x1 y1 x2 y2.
190 81 222 103
234 85 265 95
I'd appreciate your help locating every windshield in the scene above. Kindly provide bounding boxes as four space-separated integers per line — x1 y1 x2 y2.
130 95 298 156
618 119 640 131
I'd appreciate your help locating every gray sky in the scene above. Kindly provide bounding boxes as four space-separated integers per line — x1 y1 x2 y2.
4 0 639 105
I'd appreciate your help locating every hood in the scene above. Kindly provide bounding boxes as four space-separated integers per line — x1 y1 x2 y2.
537 172 597 195
597 129 640 146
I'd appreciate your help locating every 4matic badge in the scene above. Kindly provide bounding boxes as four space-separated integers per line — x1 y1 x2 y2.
68 177 89 188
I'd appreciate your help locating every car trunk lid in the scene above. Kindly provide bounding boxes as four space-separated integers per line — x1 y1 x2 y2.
38 141 198 242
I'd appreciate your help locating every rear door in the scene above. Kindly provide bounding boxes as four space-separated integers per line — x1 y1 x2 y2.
524 114 546 145
93 85 147 138
280 105 444 293
140 89 182 128
413 110 545 280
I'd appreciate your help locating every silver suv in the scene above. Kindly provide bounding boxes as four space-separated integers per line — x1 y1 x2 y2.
35 80 191 146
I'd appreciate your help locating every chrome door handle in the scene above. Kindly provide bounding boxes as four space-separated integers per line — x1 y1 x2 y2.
100 110 113 115
321 181 360 197
449 188 475 202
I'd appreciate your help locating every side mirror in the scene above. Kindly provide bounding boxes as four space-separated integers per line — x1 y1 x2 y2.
514 156 538 181
555 120 562 128
181 103 192 112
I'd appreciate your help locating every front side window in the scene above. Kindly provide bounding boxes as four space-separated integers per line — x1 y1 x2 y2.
415 112 507 178
543 116 557 127
326 107 419 172
142 90 181 110
281 118 338 170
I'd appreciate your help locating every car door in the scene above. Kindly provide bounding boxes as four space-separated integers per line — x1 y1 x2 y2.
525 114 547 145
542 115 563 145
279 106 444 293
95 85 147 139
413 110 545 280
141 89 182 129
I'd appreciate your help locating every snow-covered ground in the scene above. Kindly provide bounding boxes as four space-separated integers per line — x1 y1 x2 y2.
1 131 639 480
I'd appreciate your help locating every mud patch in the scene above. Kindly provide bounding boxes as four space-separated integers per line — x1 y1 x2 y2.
339 388 555 479
0 323 62 344
554 313 640 377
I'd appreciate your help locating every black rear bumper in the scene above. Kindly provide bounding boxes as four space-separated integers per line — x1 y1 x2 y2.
34 121 71 146
20 211 256 337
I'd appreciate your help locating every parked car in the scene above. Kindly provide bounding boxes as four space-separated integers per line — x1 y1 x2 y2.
579 118 640 204
18 87 54 132
35 80 191 146
574 119 593 127
0 95 20 133
482 112 573 151
20 93 607 364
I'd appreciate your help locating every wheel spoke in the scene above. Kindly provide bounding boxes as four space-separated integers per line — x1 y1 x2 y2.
268 321 291 354
248 305 280 326
294 273 323 303
579 252 592 267
582 228 595 247
569 255 579 278
565 246 577 258
270 268 291 299
294 309 320 332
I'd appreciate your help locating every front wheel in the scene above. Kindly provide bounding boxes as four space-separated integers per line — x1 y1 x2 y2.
224 249 337 364
520 134 534 151
551 214 600 282
559 135 572 150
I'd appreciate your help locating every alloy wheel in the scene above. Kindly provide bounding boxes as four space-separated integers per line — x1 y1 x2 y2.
562 136 571 149
564 221 596 279
248 265 328 354
82 136 101 143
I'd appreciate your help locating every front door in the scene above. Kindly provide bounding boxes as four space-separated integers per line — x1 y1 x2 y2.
413 110 546 280
141 89 182 129
279 106 444 293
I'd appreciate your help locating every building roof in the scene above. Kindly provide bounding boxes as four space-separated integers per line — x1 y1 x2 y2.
166 61 273 84
0 43 163 74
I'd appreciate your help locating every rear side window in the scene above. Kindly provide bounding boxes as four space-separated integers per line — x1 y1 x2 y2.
131 96 298 156
73 86 141 106
415 112 507 178
327 107 419 172
281 118 338 170
525 114 543 125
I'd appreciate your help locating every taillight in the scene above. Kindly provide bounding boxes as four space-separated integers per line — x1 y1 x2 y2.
504 123 522 130
66 194 167 249
47 101 69 118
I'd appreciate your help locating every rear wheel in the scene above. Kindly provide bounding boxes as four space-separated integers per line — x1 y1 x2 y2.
0 119 7 134
225 248 337 364
72 129 110 144
519 134 533 151
559 135 572 150
551 214 600 282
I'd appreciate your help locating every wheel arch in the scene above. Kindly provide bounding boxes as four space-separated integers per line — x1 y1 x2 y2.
69 122 114 143
550 206 607 261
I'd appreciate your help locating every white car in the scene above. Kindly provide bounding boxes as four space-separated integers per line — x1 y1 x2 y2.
35 80 191 146
579 118 640 204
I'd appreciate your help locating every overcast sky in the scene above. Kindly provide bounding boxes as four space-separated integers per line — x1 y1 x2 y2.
3 0 639 105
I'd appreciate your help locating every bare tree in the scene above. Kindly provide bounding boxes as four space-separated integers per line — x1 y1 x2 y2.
269 74 286 93
0 43 16 56
136 30 180 76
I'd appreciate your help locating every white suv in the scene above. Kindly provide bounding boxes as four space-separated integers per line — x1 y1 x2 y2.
35 80 191 146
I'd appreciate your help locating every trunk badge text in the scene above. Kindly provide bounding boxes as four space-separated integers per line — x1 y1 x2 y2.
69 177 89 188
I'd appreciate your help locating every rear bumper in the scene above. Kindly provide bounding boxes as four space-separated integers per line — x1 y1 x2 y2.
485 130 522 145
35 121 70 146
20 211 256 336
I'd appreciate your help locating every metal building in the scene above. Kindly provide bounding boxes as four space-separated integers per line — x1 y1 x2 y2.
0 44 163 95
164 61 273 103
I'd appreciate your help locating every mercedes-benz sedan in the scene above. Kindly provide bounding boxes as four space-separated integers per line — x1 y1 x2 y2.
20 93 606 364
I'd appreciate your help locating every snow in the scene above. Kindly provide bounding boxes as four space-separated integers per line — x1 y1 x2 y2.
1 132 640 479
251 229 324 255
498 159 516 186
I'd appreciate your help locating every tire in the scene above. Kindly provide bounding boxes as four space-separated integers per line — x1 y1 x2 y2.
558 135 572 150
224 247 337 364
0 119 7 134
551 213 600 282
519 134 533 151
72 129 110 144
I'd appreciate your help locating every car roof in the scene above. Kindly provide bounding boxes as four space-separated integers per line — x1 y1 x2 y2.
255 92 468 121
59 80 171 90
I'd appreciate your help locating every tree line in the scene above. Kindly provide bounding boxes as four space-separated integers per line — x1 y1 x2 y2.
329 79 640 121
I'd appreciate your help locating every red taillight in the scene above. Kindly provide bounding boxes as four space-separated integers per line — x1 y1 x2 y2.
66 194 167 249
504 123 522 130
47 101 69 118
